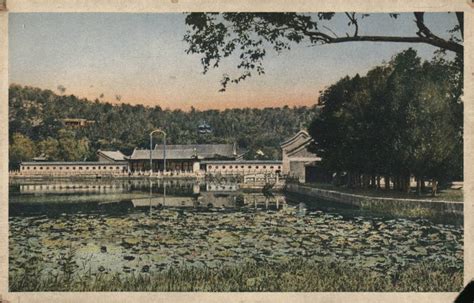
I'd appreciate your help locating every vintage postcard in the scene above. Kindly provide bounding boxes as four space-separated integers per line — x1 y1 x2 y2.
0 0 472 302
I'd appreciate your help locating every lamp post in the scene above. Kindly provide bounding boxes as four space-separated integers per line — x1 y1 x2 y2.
149 129 167 176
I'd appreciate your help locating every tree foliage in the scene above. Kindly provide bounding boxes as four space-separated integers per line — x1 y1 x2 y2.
9 133 36 170
308 49 463 192
184 12 463 91
8 85 317 168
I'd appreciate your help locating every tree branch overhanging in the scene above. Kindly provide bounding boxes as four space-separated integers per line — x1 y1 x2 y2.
184 12 464 91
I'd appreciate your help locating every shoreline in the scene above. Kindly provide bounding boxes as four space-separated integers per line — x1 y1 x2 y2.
285 183 463 215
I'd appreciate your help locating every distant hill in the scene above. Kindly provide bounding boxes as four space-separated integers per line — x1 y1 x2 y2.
9 84 318 167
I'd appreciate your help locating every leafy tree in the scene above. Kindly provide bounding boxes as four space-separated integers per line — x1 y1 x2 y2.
57 130 90 161
36 137 60 160
9 84 316 166
308 49 462 194
9 133 36 170
184 12 463 90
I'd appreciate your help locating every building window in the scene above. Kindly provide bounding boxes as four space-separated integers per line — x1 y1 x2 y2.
256 166 259 169
270 166 274 169
110 167 113 170
278 166 281 169
116 167 120 170
66 167 69 170
208 165 212 169
26 167 30 170
86 167 89 170
53 167 56 170
222 166 226 169
79 167 83 170
59 167 63 170
40 167 43 170
248 166 251 169
263 166 266 169
103 167 106 169
241 166 244 168
92 167 96 170
72 167 76 170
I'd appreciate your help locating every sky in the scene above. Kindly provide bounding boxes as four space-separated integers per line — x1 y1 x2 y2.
9 13 460 110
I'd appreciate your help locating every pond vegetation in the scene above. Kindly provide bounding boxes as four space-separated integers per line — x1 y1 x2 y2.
9 180 464 292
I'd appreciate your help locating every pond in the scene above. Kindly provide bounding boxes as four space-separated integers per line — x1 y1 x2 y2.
8 179 464 291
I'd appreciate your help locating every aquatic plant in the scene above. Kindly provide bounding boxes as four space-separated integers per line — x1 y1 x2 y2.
9 258 462 292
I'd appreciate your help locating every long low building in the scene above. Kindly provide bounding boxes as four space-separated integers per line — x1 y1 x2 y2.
128 143 245 173
202 160 282 175
19 161 128 176
15 130 322 181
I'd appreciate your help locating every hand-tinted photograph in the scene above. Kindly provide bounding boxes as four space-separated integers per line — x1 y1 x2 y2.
8 12 463 292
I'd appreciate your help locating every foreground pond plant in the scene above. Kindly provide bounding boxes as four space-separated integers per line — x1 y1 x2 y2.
9 258 462 292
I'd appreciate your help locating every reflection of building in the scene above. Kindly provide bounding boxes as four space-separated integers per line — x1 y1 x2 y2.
281 130 321 183
206 182 239 191
132 196 196 208
128 144 243 172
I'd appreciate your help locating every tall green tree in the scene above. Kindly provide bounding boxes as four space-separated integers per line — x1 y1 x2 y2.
57 130 90 161
36 137 60 160
9 133 36 170
308 49 462 194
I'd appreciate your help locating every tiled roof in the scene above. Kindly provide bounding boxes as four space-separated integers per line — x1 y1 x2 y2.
97 150 127 161
130 148 197 160
155 144 235 158
201 160 282 164
280 130 310 147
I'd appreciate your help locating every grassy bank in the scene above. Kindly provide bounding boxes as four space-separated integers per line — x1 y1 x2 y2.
10 259 462 292
302 182 463 202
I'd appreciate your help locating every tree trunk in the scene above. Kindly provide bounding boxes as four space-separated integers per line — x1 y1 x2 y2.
421 177 426 192
363 174 370 189
431 179 438 197
405 175 411 194
394 176 399 191
384 175 390 190
416 177 421 196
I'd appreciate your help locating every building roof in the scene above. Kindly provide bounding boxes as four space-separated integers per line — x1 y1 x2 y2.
280 130 311 148
97 150 127 161
129 144 239 160
201 160 282 164
155 144 236 158
130 148 198 160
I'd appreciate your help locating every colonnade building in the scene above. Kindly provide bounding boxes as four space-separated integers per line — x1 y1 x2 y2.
18 131 321 182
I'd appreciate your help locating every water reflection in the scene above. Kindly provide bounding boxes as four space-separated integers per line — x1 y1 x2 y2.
9 180 288 216
8 179 464 285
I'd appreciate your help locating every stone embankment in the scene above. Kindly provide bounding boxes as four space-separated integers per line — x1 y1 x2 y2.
285 183 463 215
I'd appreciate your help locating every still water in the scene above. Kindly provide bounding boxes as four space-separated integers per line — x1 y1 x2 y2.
9 179 463 279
